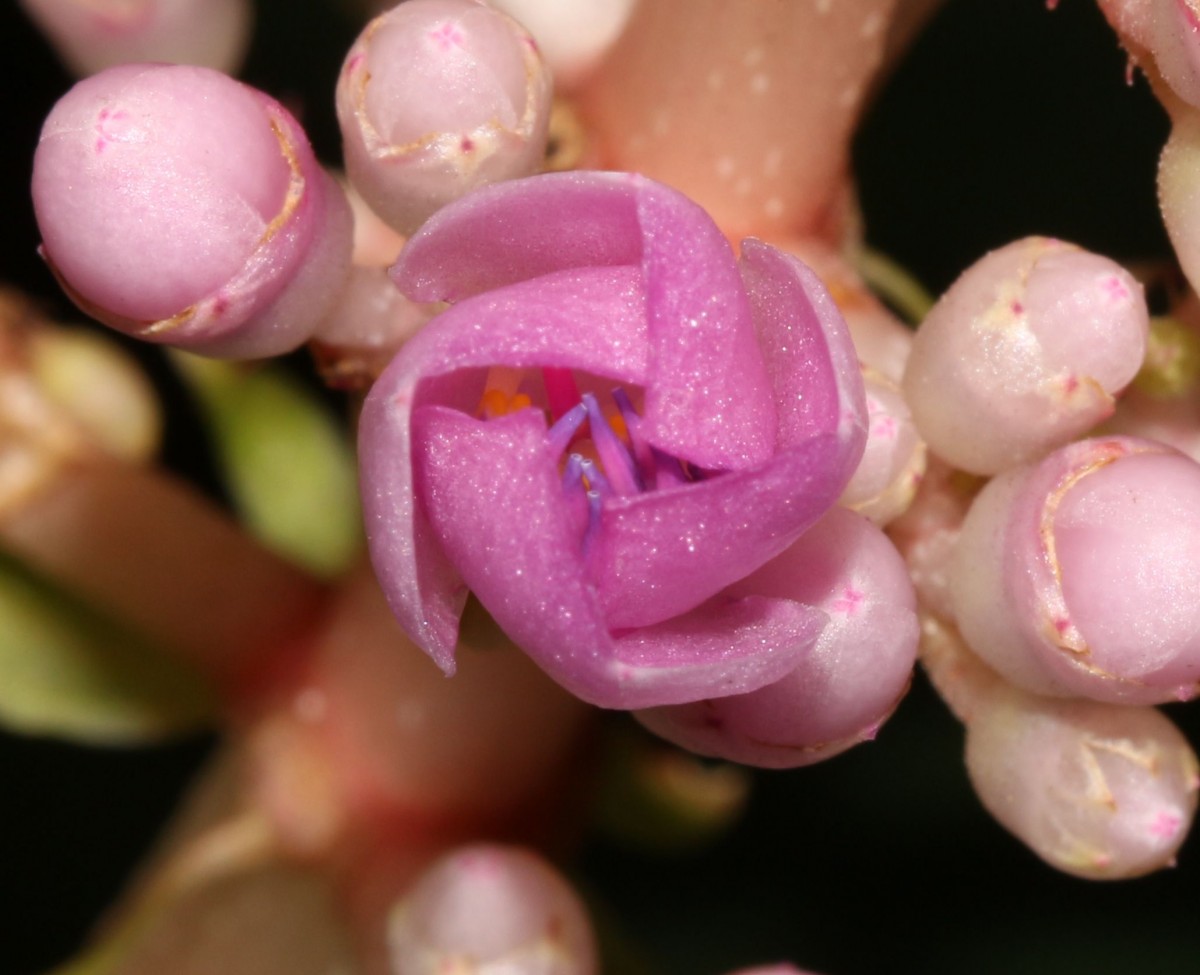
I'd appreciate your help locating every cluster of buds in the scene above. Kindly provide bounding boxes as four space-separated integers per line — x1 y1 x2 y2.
10 0 1200 973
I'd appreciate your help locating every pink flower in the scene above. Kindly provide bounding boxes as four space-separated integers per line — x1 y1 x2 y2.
359 171 866 709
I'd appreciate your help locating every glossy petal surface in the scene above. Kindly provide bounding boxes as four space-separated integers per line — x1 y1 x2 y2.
362 172 866 708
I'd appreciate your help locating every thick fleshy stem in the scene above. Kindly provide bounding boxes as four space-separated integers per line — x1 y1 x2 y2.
576 0 901 239
1 463 328 694
0 301 326 692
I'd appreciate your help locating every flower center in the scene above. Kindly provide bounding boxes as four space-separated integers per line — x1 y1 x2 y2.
477 367 708 554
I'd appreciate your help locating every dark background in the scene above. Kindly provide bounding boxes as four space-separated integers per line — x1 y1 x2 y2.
0 1 1195 973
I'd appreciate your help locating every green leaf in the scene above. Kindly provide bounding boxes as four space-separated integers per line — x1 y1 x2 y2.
0 552 216 744
171 354 362 577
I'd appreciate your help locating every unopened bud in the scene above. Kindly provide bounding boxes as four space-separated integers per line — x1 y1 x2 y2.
19 0 252 76
904 237 1148 475
337 0 553 235
388 845 597 974
638 507 918 768
33 64 353 358
952 436 1200 704
967 681 1199 879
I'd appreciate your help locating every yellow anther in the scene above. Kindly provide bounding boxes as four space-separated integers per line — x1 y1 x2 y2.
607 409 628 442
478 388 533 419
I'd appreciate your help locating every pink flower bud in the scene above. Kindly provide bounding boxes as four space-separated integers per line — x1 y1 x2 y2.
489 0 637 89
32 64 353 358
839 366 926 525
1159 112 1200 300
387 845 597 974
1096 0 1200 108
951 436 1200 704
967 681 1200 879
19 0 251 76
887 458 981 622
904 237 1148 475
923 614 1199 879
337 0 553 236
636 506 918 768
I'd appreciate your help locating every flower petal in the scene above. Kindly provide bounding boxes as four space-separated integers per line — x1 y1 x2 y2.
589 244 867 629
411 404 822 708
636 176 776 469
738 238 867 479
592 433 852 628
609 593 826 707
392 170 645 303
360 265 649 669
394 170 778 469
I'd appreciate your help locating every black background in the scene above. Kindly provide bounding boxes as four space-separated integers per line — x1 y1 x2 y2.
1 1 1196 973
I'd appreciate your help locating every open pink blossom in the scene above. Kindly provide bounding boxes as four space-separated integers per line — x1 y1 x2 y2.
359 171 867 709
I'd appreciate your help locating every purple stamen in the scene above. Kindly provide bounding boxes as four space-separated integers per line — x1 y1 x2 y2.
561 453 605 558
613 387 656 486
582 393 643 495
576 455 612 500
542 367 582 421
546 402 587 458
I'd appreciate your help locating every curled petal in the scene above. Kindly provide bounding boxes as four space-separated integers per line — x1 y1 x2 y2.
411 405 820 708
593 434 850 628
392 170 647 302
360 265 648 669
589 238 868 629
396 171 778 467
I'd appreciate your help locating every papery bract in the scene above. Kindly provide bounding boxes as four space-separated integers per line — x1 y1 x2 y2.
359 171 866 709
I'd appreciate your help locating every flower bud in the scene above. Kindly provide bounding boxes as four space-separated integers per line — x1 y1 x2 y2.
387 845 597 974
19 0 251 76
1096 0 1200 109
489 0 636 89
904 237 1148 475
337 0 553 236
839 366 925 525
32 63 353 358
29 324 161 463
951 436 1200 703
967 681 1199 879
1159 112 1200 301
637 507 918 768
922 614 1199 879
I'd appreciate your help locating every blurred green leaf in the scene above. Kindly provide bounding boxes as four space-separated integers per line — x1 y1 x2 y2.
0 552 216 744
171 354 362 577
